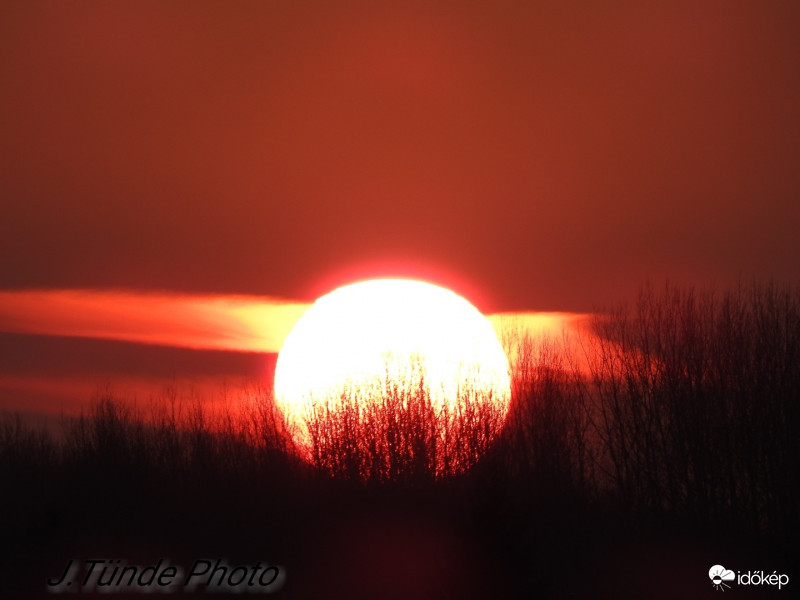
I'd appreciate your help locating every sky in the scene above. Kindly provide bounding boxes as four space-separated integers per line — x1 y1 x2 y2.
1 1 799 416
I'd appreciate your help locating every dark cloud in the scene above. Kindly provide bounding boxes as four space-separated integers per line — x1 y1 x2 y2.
0 332 273 380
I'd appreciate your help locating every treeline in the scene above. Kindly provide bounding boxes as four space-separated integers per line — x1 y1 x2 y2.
0 386 304 498
494 280 800 540
296 280 799 540
1 281 798 569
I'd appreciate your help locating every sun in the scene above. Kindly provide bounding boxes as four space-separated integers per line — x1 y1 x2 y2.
273 278 511 479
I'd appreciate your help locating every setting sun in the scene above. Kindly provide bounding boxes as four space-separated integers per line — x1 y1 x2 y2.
273 279 511 478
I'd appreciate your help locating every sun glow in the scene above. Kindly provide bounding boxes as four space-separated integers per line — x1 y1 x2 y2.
273 279 511 477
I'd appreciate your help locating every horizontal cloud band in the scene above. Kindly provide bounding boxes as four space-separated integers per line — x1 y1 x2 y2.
0 289 592 355
0 290 311 353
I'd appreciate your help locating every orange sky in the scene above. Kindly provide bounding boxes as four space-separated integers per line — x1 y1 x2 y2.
1 1 799 313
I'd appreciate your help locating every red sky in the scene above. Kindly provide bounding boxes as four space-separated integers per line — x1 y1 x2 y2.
2 1 798 313
1 2 799 416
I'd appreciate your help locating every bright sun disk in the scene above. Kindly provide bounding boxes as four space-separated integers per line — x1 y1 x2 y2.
273 279 511 475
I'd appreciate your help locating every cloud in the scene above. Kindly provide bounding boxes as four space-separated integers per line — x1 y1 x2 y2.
0 289 311 353
1 290 598 357
0 289 599 418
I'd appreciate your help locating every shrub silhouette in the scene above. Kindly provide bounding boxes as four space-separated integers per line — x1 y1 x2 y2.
0 279 797 599
1 280 796 522
300 355 508 482
580 280 800 536
494 327 595 499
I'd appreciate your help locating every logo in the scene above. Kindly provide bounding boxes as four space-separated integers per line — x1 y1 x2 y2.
709 564 790 592
709 565 735 591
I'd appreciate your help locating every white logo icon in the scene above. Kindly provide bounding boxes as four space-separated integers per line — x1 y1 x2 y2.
709 565 735 591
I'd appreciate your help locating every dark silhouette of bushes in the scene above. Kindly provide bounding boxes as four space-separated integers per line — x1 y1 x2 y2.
581 280 800 537
492 329 595 501
301 357 507 483
2 281 796 529
0 279 797 598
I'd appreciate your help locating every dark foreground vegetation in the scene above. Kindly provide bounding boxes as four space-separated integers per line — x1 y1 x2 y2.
1 281 798 599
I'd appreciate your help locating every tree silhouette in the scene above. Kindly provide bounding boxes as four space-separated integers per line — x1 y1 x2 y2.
299 353 508 482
